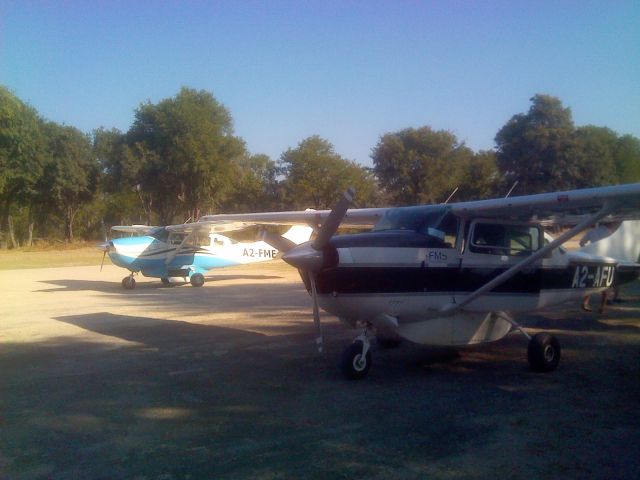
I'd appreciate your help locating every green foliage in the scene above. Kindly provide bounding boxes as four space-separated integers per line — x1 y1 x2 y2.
279 136 378 209
495 94 579 194
39 122 98 240
371 127 477 205
572 125 617 187
454 150 500 201
0 87 47 246
222 153 281 212
127 87 246 223
614 135 640 183
2 84 640 247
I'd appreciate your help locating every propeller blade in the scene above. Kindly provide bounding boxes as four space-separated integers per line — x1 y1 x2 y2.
312 187 355 250
100 250 106 272
309 274 323 354
259 228 297 254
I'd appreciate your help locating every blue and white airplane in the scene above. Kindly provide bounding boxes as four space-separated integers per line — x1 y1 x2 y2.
100 223 312 289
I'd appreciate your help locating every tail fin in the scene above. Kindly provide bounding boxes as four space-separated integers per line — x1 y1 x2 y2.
282 225 314 245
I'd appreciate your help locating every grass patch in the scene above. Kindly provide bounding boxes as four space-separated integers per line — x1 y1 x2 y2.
0 245 111 270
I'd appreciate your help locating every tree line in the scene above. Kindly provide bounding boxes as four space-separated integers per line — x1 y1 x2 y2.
1 86 639 248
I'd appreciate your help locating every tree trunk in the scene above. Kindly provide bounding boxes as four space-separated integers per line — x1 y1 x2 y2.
65 206 77 242
7 215 18 248
27 222 34 247
26 206 34 247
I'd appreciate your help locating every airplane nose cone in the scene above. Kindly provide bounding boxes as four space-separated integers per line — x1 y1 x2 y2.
282 243 338 272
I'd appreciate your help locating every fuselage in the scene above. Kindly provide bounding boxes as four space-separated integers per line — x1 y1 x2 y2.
108 230 278 279
302 208 619 345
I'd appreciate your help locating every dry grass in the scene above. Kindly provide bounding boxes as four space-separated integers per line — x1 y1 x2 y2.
0 245 110 270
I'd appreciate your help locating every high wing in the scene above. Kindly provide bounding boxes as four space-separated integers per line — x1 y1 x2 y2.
195 183 640 228
111 225 157 235
165 221 256 235
197 207 388 229
448 182 640 223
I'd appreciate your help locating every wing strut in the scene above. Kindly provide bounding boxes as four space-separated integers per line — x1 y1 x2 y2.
440 202 615 315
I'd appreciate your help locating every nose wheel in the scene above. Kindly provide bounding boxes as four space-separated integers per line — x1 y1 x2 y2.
340 331 372 380
121 274 136 290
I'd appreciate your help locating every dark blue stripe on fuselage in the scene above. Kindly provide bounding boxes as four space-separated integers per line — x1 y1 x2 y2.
315 265 585 295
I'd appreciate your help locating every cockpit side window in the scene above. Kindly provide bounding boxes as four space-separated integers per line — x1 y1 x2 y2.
470 223 540 256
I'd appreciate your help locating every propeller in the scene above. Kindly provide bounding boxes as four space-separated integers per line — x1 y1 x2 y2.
99 224 110 272
282 187 355 353
259 228 296 254
97 242 110 271
312 187 354 250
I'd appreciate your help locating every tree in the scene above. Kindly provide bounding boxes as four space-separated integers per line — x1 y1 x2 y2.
222 153 281 212
454 150 500 201
371 127 474 205
572 125 617 188
279 136 378 209
495 94 581 194
93 127 148 225
39 122 98 241
614 134 640 183
127 87 246 224
0 87 46 247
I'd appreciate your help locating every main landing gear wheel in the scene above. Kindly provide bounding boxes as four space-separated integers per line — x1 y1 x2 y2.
190 273 205 287
160 277 171 286
340 341 372 380
121 276 136 290
527 332 561 372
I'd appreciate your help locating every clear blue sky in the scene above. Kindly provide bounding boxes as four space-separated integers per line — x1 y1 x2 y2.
2 1 638 166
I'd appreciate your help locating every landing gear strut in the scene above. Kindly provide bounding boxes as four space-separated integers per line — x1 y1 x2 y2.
340 329 372 380
499 312 561 372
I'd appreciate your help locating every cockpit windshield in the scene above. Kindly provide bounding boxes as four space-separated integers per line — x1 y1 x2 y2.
147 227 169 242
372 206 458 247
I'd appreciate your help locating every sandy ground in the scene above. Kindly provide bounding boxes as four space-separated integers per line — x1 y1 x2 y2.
1 262 639 479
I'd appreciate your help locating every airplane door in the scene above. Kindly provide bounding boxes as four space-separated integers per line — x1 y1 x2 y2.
456 220 543 310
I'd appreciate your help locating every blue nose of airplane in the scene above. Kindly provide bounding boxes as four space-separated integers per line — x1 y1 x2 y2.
107 237 153 269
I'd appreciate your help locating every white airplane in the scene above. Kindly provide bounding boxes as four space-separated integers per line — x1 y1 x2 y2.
100 224 313 289
181 183 640 379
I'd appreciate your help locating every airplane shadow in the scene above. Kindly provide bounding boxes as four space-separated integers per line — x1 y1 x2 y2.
36 274 283 293
54 312 268 351
520 306 640 333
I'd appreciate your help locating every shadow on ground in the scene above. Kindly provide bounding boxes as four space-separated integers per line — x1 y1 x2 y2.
2 301 639 479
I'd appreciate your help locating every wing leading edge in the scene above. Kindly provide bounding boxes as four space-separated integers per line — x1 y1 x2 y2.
191 183 640 229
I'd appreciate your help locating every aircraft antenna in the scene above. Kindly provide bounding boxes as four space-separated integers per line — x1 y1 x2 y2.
443 187 459 204
505 181 519 198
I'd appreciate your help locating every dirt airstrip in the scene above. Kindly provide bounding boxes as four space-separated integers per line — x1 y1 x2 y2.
1 261 639 479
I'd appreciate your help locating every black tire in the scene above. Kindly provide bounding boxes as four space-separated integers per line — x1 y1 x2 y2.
160 277 171 286
340 341 372 380
190 273 205 287
527 332 561 372
122 276 136 290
